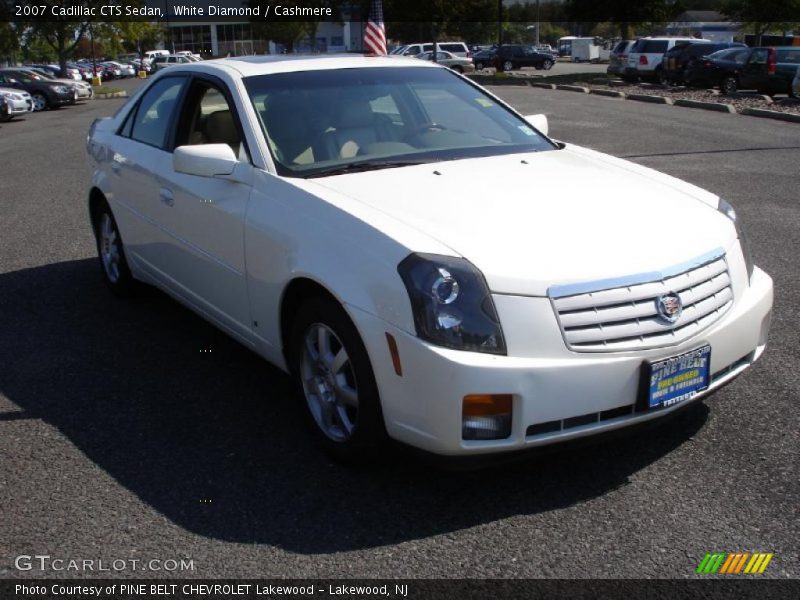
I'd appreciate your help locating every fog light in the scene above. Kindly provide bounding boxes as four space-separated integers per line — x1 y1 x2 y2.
462 394 512 440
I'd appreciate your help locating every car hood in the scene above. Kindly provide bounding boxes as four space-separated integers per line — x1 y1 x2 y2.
301 144 736 296
0 87 29 96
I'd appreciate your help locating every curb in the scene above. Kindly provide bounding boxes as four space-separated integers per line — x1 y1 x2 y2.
591 89 626 99
740 108 800 123
556 84 589 93
673 99 736 113
728 92 773 104
93 91 128 99
627 94 673 105
530 82 556 89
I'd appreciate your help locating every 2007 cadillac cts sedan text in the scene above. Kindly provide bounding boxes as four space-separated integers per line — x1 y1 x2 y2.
86 56 773 460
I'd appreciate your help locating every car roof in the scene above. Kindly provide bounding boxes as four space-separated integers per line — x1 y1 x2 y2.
164 54 439 78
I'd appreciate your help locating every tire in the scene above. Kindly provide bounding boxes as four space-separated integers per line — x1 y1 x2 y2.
721 76 738 94
289 297 388 462
543 59 554 70
31 92 47 112
475 61 485 70
502 60 514 72
92 199 137 297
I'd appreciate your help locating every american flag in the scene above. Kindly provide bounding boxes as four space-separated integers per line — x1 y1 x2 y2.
364 0 387 56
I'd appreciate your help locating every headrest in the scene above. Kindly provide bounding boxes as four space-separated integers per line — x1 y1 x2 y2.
205 110 240 147
334 98 375 129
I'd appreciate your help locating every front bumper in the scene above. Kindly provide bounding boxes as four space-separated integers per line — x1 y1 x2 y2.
4 97 33 114
351 267 773 456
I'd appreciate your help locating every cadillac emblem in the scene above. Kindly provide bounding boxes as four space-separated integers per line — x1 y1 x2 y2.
657 293 683 324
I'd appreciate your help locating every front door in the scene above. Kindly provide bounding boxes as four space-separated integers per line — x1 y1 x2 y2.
154 76 254 342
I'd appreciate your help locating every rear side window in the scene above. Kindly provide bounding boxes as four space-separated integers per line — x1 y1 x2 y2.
440 43 466 54
777 49 800 64
641 41 669 53
129 77 185 149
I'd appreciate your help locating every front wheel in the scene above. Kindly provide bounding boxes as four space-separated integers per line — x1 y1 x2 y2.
721 76 738 94
502 60 514 72
290 298 388 461
31 93 47 112
475 61 485 70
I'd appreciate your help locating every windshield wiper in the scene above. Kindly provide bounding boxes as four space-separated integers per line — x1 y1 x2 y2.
305 159 432 178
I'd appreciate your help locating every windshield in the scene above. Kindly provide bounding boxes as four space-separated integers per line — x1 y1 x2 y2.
243 66 555 178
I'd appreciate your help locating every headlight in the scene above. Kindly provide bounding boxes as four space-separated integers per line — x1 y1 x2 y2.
54 85 69 93
398 253 506 355
718 198 753 281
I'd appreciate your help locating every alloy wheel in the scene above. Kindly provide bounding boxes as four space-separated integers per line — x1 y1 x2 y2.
99 213 121 283
300 323 359 442
32 93 47 111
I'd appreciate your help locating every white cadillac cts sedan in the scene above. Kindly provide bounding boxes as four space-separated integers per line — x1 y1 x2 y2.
86 55 773 460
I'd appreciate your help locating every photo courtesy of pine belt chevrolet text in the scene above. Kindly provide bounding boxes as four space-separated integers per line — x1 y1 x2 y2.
85 55 774 461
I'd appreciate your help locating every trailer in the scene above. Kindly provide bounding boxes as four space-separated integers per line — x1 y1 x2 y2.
571 38 611 63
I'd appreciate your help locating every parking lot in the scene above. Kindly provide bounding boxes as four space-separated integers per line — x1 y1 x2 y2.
1 78 798 579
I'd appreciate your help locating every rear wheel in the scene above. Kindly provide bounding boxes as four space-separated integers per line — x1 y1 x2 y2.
92 200 137 296
290 297 388 462
475 61 485 70
543 59 554 70
721 75 738 94
502 60 514 72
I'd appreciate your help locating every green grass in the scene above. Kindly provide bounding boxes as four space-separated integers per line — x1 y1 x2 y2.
92 86 125 95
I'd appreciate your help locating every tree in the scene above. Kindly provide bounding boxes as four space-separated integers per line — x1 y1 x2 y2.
722 0 800 44
0 22 19 65
564 0 685 39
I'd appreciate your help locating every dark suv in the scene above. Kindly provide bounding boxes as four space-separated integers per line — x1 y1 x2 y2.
662 41 746 84
493 45 555 72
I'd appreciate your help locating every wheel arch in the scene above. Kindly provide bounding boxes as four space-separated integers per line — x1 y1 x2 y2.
88 186 108 231
279 276 349 369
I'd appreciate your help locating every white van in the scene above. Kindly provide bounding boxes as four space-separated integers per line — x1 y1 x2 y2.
144 50 170 60
390 42 471 58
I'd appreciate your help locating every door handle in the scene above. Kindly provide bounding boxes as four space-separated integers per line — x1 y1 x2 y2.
159 187 174 207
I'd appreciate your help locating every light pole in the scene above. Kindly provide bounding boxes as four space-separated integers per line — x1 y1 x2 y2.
535 0 540 47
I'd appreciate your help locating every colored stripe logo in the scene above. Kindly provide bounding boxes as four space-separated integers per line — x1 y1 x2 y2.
697 552 773 574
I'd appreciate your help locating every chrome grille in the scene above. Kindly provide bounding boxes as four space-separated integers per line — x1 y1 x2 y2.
550 252 732 352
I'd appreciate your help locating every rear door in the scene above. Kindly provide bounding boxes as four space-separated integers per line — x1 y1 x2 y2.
739 48 769 89
108 75 188 273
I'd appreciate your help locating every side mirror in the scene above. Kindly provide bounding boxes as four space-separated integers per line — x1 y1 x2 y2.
174 144 237 178
524 113 549 136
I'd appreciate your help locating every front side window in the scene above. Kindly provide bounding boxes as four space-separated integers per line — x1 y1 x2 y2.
244 67 555 178
129 77 185 149
175 80 245 158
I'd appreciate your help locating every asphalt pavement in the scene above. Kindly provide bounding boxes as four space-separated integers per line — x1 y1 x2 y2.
0 77 797 580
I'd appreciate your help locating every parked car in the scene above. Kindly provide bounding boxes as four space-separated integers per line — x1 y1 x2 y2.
472 49 497 71
685 46 800 95
494 45 555 71
793 65 800 97
85 56 772 461
98 62 123 79
390 42 472 58
417 50 475 73
0 86 33 119
0 69 76 110
607 40 636 76
24 67 93 100
625 37 697 82
150 54 193 72
661 41 747 85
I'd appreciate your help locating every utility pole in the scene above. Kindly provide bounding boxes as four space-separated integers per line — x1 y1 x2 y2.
535 0 540 47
